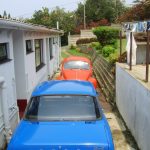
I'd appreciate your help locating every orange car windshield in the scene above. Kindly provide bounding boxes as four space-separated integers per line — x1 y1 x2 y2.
64 61 90 70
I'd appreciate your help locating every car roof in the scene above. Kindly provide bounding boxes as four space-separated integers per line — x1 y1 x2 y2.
32 80 96 97
63 56 91 64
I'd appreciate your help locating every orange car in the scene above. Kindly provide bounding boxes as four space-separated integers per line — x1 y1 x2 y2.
57 56 97 88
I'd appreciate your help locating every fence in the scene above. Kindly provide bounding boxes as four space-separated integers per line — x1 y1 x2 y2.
89 49 116 104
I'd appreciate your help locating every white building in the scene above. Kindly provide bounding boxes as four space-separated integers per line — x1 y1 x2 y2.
0 18 63 149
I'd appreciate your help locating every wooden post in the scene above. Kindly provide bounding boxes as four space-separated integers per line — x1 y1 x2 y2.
120 30 122 58
130 32 132 70
146 30 150 82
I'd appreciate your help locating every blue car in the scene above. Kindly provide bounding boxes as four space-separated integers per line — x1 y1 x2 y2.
8 80 114 150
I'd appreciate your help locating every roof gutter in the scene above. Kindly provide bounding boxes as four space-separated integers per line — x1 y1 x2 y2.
0 19 64 35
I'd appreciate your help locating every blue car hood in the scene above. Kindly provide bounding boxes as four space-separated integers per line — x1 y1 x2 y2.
8 120 112 150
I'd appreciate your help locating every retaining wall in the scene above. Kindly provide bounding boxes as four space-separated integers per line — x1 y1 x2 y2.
116 63 150 150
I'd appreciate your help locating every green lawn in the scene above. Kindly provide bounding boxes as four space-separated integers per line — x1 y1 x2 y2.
67 49 90 58
61 51 70 59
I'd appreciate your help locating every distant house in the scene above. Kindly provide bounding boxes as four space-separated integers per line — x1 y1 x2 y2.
0 18 63 149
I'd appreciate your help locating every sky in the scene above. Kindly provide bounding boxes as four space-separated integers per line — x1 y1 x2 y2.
0 0 134 18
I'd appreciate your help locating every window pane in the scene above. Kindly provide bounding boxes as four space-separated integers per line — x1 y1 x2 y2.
64 61 90 70
35 48 41 67
0 43 7 60
26 40 32 53
25 95 98 121
35 39 43 68
49 38 53 60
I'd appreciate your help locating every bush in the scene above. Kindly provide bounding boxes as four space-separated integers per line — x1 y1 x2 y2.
93 26 119 46
70 44 76 49
76 38 98 45
109 53 119 64
102 45 116 57
90 42 102 50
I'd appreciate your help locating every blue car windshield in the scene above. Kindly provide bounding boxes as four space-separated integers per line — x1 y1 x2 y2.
24 95 100 121
64 61 90 70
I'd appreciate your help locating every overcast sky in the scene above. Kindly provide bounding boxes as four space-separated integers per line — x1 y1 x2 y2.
0 0 134 18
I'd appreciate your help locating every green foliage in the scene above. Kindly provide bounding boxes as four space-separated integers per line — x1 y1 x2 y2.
102 45 116 57
68 49 90 58
61 51 70 59
27 7 76 46
76 0 126 24
109 52 119 64
69 44 77 50
93 26 119 46
3 10 7 18
90 42 102 50
76 38 97 45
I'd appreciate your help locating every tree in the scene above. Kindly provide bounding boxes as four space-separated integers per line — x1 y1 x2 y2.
3 10 7 18
117 0 150 22
27 7 76 45
8 14 11 19
76 0 126 24
28 7 51 26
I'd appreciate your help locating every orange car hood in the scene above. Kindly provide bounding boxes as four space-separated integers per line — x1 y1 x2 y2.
63 69 91 80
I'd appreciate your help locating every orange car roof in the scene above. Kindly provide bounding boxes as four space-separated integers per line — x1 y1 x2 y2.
63 56 91 64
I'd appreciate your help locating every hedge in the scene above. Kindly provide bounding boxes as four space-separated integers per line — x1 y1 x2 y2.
93 26 119 46
76 38 98 45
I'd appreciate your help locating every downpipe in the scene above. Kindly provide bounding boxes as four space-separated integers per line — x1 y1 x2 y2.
0 77 12 143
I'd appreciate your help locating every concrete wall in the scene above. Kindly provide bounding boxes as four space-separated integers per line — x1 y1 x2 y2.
24 32 60 100
116 63 150 150
136 43 150 64
80 29 96 38
13 31 27 99
0 30 18 149
68 29 96 46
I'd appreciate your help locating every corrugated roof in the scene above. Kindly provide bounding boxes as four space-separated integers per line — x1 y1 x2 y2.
0 18 63 35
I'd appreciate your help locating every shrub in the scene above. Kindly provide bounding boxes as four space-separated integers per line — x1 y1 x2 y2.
76 38 98 45
109 52 119 64
102 45 116 57
70 44 76 49
89 42 102 54
93 26 119 46
90 42 102 50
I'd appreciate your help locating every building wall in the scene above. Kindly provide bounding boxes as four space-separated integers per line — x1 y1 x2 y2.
136 43 150 64
13 31 27 99
24 32 60 100
0 30 18 149
116 63 150 150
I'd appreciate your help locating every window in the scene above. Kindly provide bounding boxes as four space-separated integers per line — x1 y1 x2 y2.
53 37 57 44
64 61 90 70
0 43 8 62
35 39 44 71
26 40 33 54
49 38 53 60
24 95 100 121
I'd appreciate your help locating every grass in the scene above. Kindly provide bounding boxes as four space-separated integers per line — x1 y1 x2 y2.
67 49 90 58
61 51 70 59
